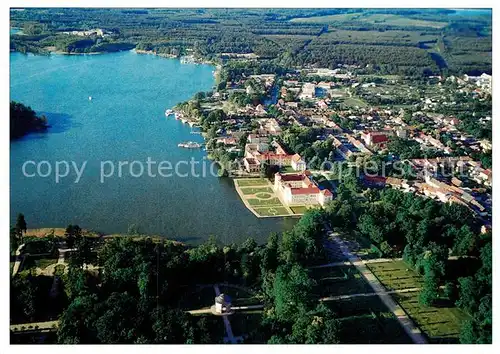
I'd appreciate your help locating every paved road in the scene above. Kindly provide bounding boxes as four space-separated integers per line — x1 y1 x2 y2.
188 304 264 315
310 258 404 269
10 320 58 332
11 244 25 276
327 231 428 344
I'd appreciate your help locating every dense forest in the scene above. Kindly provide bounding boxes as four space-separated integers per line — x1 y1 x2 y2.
10 101 48 139
10 8 491 77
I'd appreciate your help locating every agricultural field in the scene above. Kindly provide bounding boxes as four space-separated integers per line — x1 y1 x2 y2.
318 29 439 47
263 34 315 50
291 13 448 29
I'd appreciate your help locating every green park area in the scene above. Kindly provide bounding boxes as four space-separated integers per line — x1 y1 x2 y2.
368 260 469 343
393 292 469 343
289 205 308 215
321 287 412 344
234 178 270 187
367 260 424 290
306 264 411 343
253 206 291 217
341 97 368 108
239 187 273 195
310 265 374 298
247 197 282 206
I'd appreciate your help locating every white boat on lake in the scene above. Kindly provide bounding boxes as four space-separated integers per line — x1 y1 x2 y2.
178 141 202 149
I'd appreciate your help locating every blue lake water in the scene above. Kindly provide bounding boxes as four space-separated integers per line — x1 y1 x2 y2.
10 51 295 244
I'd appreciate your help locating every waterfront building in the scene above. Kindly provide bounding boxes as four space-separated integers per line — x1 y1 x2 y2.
274 171 333 206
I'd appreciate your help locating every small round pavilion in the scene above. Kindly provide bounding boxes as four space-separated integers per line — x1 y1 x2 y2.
214 293 232 314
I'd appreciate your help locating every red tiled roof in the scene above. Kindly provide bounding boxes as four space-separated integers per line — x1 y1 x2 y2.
364 175 387 183
290 186 321 195
371 135 388 144
257 153 292 160
279 173 307 182
321 189 333 196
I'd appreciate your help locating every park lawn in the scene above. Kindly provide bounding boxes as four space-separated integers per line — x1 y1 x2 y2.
239 187 273 195
279 165 296 173
322 294 412 343
311 266 374 298
368 260 468 343
54 264 66 276
368 260 424 290
253 206 291 217
290 205 308 214
247 197 282 207
393 292 469 343
255 192 274 199
338 313 412 344
34 258 58 269
342 97 368 108
310 265 351 279
322 293 390 318
22 255 58 271
235 178 269 187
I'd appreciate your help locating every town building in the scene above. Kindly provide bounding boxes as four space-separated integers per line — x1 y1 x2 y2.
291 154 307 171
243 157 260 173
361 131 390 149
299 83 316 99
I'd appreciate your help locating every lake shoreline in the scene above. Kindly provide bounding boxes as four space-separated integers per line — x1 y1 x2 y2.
25 227 187 246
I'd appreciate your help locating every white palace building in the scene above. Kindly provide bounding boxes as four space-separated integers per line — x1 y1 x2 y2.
274 171 333 207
